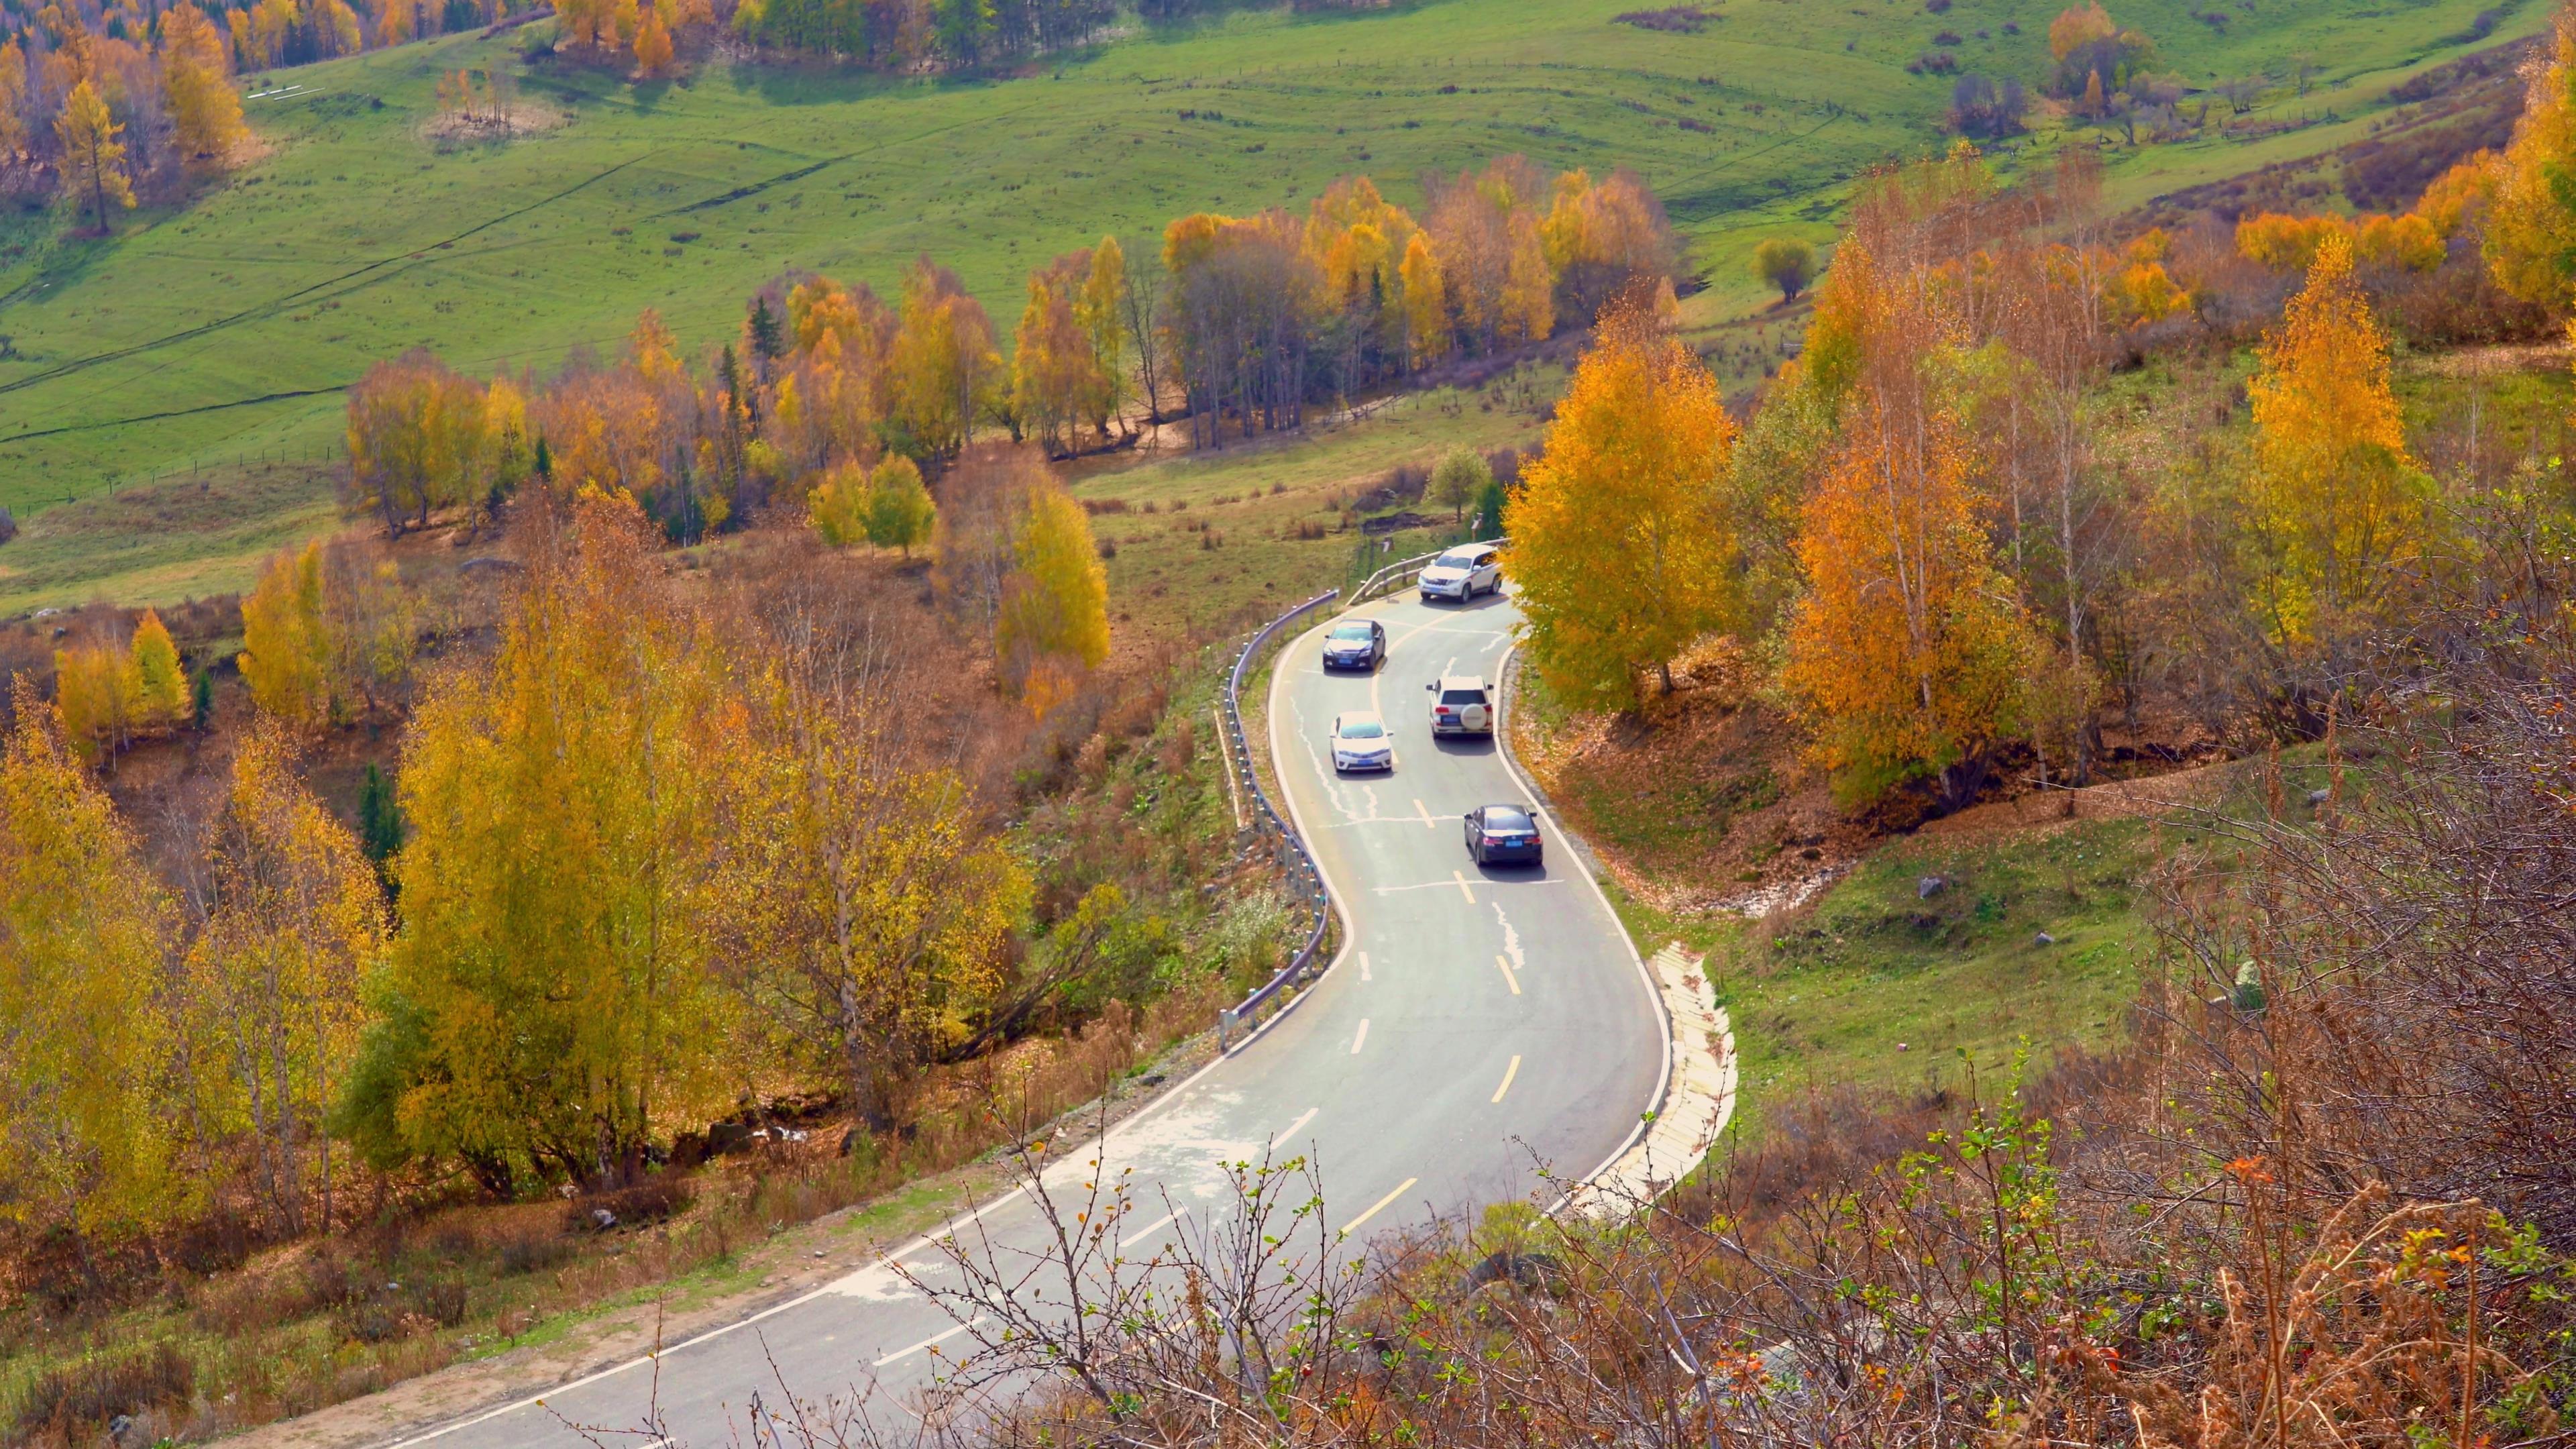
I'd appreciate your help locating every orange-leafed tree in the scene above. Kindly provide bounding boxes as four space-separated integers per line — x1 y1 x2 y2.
632 9 674 74
1504 293 1745 710
1781 241 2041 809
1424 156 1556 353
1540 166 1679 323
2245 231 2433 649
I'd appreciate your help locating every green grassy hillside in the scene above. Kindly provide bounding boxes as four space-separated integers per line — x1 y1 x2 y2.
0 0 2536 612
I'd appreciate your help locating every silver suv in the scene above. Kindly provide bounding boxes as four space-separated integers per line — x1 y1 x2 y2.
1427 675 1493 735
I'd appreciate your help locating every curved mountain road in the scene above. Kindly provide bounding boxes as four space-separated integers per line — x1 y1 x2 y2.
388 588 1676 1449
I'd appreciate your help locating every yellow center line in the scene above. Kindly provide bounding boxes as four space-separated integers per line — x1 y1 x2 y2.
1453 870 1477 904
1338 1176 1419 1237
1491 1055 1521 1104
1414 798 1436 828
1495 955 1520 996
1350 1018 1369 1054
1358 951 1371 981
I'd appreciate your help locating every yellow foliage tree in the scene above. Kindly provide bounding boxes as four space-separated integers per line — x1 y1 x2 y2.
890 256 1002 462
994 482 1110 698
180 724 383 1232
131 608 188 729
240 543 337 729
808 458 871 547
54 78 134 233
158 5 244 161
724 689 1028 1129
2246 231 2432 646
1011 252 1098 455
2049 0 2116 59
0 683 180 1243
347 350 489 535
347 497 741 1188
1076 235 1131 439
1504 299 1744 710
1399 229 1450 365
52 641 139 766
2486 16 2576 309
0 41 28 160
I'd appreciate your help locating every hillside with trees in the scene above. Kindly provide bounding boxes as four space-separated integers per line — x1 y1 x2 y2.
2 0 2574 1442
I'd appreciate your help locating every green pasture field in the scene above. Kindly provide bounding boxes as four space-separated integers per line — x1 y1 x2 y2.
0 0 2537 613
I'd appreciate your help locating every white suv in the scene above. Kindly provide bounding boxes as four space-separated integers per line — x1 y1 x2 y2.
1417 544 1501 603
1427 676 1493 735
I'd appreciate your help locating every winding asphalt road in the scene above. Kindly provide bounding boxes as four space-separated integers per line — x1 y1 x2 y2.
388 588 1668 1449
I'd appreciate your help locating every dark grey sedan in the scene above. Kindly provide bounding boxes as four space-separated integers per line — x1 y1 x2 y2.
1464 804 1544 867
1321 619 1386 672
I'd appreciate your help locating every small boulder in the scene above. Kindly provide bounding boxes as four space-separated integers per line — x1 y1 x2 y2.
1917 875 1946 899
2033 930 2056 946
2306 787 2330 806
589 1207 618 1230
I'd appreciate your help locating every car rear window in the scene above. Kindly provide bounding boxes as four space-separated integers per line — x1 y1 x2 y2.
1484 808 1534 830
1440 688 1488 705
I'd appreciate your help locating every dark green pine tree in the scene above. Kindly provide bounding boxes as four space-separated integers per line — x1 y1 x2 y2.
747 296 785 364
191 667 215 733
358 763 405 869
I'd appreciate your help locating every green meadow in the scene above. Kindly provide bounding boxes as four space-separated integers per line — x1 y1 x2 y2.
0 0 2536 611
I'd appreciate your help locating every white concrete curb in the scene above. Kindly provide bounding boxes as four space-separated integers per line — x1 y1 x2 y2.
1564 941 1737 1218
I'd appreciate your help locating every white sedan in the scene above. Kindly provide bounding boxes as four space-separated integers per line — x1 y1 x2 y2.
1330 711 1394 773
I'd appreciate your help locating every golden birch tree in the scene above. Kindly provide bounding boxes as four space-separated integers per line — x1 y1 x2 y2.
1503 299 1745 710
0 683 180 1244
2246 231 2432 649
180 724 383 1234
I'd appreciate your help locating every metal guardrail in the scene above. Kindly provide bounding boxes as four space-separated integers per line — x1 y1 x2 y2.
1211 535 1509 1050
1215 590 1342 1050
